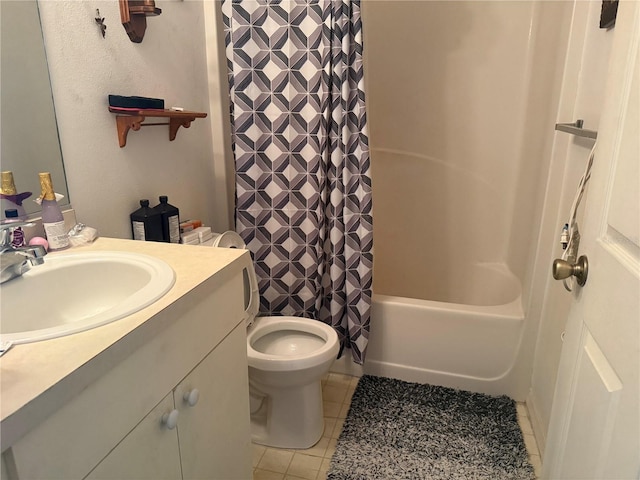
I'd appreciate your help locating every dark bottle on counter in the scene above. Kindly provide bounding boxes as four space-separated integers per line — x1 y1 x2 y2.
130 199 163 242
154 196 180 243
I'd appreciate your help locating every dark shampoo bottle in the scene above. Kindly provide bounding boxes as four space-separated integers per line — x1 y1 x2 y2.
154 196 180 243
130 199 163 241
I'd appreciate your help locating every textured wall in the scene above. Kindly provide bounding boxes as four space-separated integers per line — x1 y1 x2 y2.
38 0 229 238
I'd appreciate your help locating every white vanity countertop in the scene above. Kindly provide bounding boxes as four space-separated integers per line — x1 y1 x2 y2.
0 237 248 450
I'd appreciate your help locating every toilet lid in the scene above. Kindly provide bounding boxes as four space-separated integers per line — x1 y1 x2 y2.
211 231 260 326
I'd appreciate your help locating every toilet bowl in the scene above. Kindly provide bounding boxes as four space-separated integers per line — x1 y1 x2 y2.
210 231 340 449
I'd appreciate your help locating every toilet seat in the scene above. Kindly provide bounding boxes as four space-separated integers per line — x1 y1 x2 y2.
247 316 338 372
252 330 325 356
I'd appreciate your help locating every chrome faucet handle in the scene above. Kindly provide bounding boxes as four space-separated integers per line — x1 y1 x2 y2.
0 220 35 248
23 244 47 265
0 243 48 284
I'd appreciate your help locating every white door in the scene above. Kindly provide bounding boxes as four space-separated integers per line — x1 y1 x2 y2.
542 1 640 479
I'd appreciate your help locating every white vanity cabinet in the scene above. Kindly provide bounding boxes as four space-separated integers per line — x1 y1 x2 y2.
85 392 183 480
86 324 249 480
2 246 253 480
173 324 251 480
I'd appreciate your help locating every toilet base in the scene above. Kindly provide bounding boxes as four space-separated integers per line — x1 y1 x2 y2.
250 379 324 449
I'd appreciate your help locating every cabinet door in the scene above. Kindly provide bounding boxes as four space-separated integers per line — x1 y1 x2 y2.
174 323 252 480
84 393 182 480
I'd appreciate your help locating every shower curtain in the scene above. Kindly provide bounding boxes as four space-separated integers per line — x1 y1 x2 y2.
222 0 373 363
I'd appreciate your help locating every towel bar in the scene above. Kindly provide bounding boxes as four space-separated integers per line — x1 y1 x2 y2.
555 119 598 139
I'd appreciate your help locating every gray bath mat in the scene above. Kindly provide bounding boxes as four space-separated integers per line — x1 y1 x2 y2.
328 375 535 479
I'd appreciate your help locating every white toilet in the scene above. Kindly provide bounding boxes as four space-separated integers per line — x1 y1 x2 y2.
210 231 340 449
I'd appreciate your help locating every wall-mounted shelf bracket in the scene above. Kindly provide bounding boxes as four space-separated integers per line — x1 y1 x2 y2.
119 0 162 43
555 119 598 139
115 115 145 147
109 108 207 147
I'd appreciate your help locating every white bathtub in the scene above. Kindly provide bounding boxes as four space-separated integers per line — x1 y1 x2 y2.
363 263 526 397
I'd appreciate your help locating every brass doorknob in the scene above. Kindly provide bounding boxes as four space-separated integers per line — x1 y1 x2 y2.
552 255 589 286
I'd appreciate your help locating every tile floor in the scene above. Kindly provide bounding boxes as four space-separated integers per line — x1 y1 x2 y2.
252 373 542 480
517 402 543 478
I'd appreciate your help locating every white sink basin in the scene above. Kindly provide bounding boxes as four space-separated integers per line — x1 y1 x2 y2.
0 251 175 344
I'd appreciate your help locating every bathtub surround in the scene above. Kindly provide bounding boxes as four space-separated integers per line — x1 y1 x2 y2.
328 375 535 480
360 1 572 400
222 0 373 363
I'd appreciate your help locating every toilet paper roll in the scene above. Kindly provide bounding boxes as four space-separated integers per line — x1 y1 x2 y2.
211 231 247 249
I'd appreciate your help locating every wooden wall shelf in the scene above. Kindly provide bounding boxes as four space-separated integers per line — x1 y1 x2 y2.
109 108 207 147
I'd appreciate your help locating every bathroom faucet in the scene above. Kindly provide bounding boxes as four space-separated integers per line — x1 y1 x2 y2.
0 221 47 284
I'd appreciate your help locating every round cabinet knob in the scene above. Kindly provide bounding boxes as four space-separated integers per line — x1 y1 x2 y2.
162 409 179 430
183 388 200 407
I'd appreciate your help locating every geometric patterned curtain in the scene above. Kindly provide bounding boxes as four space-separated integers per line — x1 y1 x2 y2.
222 0 373 363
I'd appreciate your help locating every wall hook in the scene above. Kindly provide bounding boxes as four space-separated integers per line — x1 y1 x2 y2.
95 9 107 38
